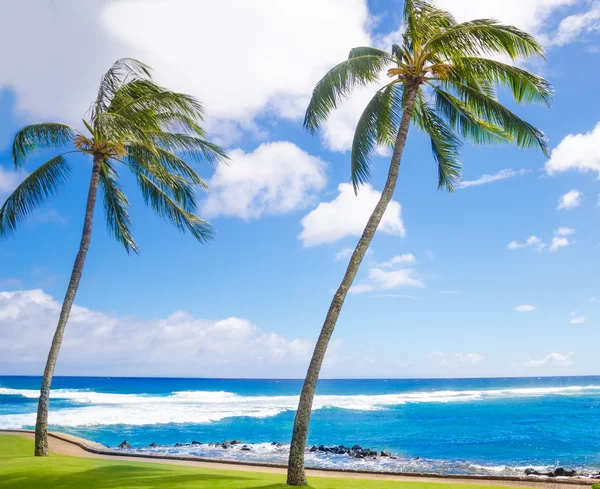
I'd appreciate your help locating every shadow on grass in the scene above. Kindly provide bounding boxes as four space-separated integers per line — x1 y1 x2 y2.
0 464 289 489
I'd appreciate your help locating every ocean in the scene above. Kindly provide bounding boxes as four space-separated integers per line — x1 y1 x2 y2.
1 375 599 476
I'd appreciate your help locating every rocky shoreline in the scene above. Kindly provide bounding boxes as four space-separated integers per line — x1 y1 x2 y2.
115 439 599 479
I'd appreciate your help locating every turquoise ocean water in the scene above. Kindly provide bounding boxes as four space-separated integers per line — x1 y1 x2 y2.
1 375 599 475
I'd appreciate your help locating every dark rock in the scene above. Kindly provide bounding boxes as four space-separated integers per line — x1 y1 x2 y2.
310 445 318 452
118 440 132 449
191 440 202 445
553 467 577 477
241 445 252 451
148 442 159 448
175 443 184 447
381 450 391 457
318 444 326 452
351 444 362 451
222 441 231 449
231 440 242 445
271 442 283 447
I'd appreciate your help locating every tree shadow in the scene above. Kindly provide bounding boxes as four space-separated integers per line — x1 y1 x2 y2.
1 464 257 489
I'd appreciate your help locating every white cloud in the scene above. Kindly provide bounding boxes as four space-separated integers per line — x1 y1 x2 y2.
515 304 537 312
454 352 484 365
435 0 577 39
299 183 405 247
379 253 416 268
590 297 597 302
349 284 374 294
557 189 583 209
0 0 370 137
545 122 600 176
0 289 312 377
522 352 574 368
509 228 576 253
202 142 327 219
570 312 585 325
428 351 484 366
0 167 26 198
555 227 576 236
368 267 424 290
458 169 529 189
507 235 546 253
554 2 600 45
550 227 576 252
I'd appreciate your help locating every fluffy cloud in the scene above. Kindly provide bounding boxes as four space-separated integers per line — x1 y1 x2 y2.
0 166 26 198
429 351 484 366
202 142 327 219
554 2 600 45
378 254 416 268
515 304 537 312
557 189 583 209
0 289 312 377
545 122 600 176
550 227 576 252
458 169 529 189
0 0 370 137
508 228 576 253
435 0 577 38
507 235 546 252
522 352 574 368
368 267 424 290
299 183 405 247
570 312 585 325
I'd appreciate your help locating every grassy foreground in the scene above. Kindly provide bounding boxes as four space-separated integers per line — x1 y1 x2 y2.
1 434 519 489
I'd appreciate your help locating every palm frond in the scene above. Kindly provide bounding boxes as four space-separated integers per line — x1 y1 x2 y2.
403 0 455 48
94 112 156 149
91 58 152 121
304 55 392 134
351 82 403 192
13 123 77 166
432 85 512 145
0 154 71 236
437 82 549 155
413 92 462 191
135 172 213 242
149 132 227 166
126 145 199 212
99 159 138 254
448 57 553 105
425 20 545 60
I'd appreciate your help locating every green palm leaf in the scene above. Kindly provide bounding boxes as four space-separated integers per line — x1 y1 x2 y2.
13 123 77 166
304 55 392 134
136 172 213 242
425 20 545 60
0 154 71 236
351 82 403 191
99 160 138 254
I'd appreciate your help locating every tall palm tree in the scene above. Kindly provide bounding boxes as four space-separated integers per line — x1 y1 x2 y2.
0 58 227 456
287 1 552 485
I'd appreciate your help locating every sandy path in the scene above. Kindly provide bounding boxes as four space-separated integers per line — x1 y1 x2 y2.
1 431 594 489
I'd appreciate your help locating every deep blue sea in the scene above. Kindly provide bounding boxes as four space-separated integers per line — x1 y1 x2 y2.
1 375 600 476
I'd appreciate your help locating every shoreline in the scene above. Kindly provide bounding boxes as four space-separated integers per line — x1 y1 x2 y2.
1 430 595 487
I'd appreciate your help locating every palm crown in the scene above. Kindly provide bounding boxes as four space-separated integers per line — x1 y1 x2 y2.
304 0 552 193
1 58 227 252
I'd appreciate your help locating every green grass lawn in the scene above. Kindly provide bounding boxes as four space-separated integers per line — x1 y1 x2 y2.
0 434 524 489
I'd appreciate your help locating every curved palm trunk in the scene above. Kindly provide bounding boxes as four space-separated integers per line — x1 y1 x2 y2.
34 154 103 456
286 83 419 485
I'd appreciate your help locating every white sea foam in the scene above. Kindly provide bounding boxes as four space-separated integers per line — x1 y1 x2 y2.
1 384 599 429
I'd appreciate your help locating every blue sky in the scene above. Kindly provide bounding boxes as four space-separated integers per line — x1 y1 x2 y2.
1 0 599 378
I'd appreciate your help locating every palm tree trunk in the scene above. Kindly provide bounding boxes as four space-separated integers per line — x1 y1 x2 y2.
34 154 103 457
286 83 419 486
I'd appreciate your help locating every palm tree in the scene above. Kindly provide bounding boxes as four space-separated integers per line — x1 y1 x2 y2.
287 1 552 485
0 58 227 456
